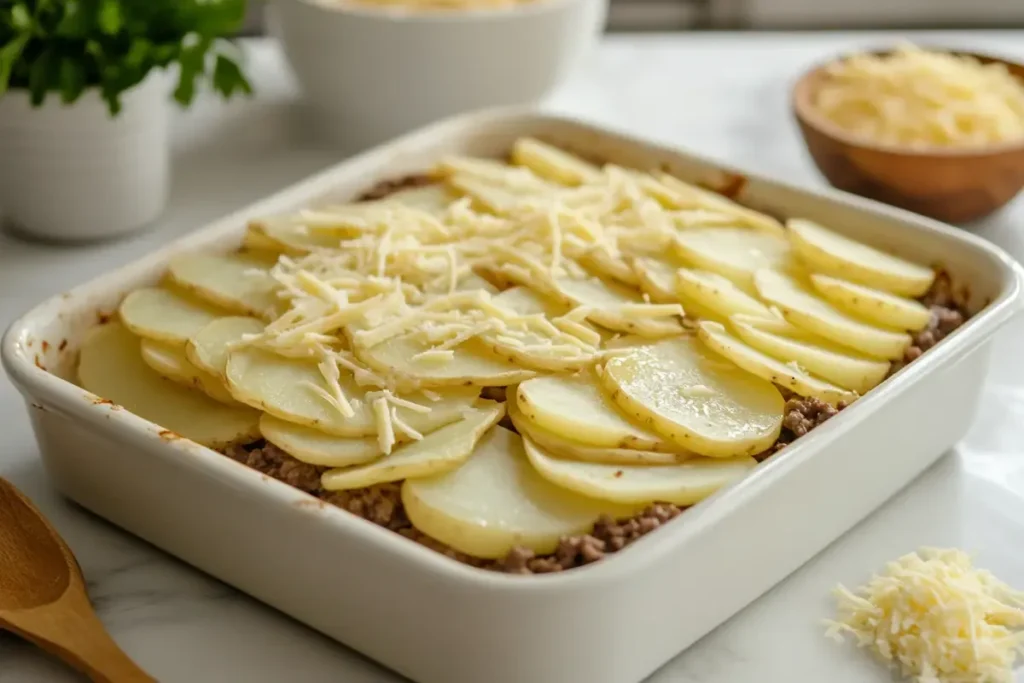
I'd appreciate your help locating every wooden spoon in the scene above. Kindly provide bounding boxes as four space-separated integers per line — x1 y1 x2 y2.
0 478 155 682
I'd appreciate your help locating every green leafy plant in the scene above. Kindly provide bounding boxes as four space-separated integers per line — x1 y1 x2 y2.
0 0 252 116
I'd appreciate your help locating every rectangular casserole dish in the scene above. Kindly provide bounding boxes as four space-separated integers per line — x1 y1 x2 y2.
4 108 1024 683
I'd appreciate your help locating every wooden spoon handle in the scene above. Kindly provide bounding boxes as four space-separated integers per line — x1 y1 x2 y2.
6 597 155 683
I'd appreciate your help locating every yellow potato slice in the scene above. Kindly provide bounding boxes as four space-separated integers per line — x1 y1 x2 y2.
523 437 756 506
600 336 784 457
402 427 640 558
516 373 686 453
506 391 690 465
492 286 569 317
730 317 890 394
119 287 224 345
225 347 478 436
754 270 911 360
241 227 286 255
577 248 641 287
186 316 266 379
78 323 259 448
320 403 504 491
139 338 237 405
246 220 345 255
809 273 932 331
353 334 535 388
259 414 382 468
167 253 281 320
654 173 785 236
382 184 454 215
550 276 683 337
676 267 777 320
697 321 857 405
456 272 499 295
674 227 793 290
632 257 682 304
787 219 935 297
510 137 602 186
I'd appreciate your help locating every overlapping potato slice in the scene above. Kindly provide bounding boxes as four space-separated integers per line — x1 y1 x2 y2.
353 333 535 387
402 427 641 558
225 347 478 436
787 219 935 297
753 269 911 360
259 415 382 467
321 403 504 491
139 338 237 404
653 173 785 235
510 137 602 186
600 336 783 457
516 373 687 453
631 257 682 304
729 315 889 394
119 287 224 345
696 321 856 405
78 323 259 448
506 391 690 465
167 253 281 320
492 286 569 317
809 273 932 331
186 316 266 379
577 247 641 286
676 267 777 320
523 437 756 506
674 227 793 290
381 184 454 215
246 219 345 255
548 276 683 337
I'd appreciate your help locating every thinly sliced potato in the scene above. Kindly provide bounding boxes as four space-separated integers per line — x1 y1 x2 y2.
320 403 504 490
730 317 889 394
676 267 776 320
119 287 224 345
225 347 478 436
382 184 454 215
241 227 286 255
550 276 683 337
674 227 793 291
753 270 911 360
246 220 345 255
654 173 785 235
78 323 259 448
523 437 755 506
353 334 535 388
516 373 686 453
632 257 682 304
809 273 932 331
167 253 281 319
493 286 570 317
696 321 857 405
457 272 499 294
259 415 382 467
511 137 602 186
402 427 640 558
507 394 690 465
578 248 640 286
140 338 237 404
787 219 935 297
186 316 266 379
600 336 783 457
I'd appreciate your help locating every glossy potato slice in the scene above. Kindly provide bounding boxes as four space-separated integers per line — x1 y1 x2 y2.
676 267 776 320
787 219 935 297
119 287 224 345
696 322 857 405
186 316 266 379
78 323 259 448
402 427 641 558
320 403 504 490
139 338 237 404
600 336 784 457
510 137 602 186
674 227 793 290
516 373 686 453
632 257 682 304
225 347 478 436
730 317 889 394
550 276 683 337
493 285 570 317
506 392 690 465
259 415 382 468
246 220 345 255
383 185 454 215
523 437 756 506
167 252 281 320
809 273 932 331
654 173 785 236
754 270 911 360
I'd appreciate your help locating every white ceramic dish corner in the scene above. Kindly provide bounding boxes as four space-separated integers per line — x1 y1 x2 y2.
4 108 1024 683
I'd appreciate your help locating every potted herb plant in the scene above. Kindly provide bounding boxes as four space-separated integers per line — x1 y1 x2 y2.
0 0 252 242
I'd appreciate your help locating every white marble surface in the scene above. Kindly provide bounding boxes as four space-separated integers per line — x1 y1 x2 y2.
3 31 1024 683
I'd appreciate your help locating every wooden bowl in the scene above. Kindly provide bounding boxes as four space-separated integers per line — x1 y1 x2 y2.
792 49 1024 224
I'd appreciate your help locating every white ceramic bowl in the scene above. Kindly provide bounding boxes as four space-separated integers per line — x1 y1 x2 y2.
268 0 607 150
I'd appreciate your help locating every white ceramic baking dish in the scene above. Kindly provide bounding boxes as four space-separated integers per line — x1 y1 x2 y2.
4 108 1024 683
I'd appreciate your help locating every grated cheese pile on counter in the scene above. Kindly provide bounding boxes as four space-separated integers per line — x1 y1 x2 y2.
813 43 1024 148
826 548 1024 683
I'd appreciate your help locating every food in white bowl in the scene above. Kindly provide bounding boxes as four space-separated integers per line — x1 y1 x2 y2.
268 0 608 149
73 138 971 575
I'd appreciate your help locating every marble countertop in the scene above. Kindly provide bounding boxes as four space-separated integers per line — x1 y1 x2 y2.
4 31 1024 683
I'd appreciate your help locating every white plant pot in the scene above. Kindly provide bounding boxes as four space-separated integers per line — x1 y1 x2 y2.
0 71 170 242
